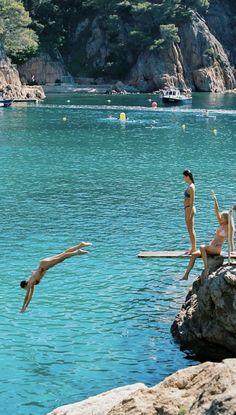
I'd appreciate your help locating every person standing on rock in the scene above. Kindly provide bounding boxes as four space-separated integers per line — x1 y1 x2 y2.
20 242 92 313
183 170 197 254
181 192 234 280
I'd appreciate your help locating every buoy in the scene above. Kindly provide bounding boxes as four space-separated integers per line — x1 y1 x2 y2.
182 124 186 129
119 112 126 122
151 101 158 108
67 100 70 103
212 128 217 135
107 99 111 103
62 117 67 121
148 98 152 102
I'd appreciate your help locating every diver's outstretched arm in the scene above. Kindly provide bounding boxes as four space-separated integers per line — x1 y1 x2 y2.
21 285 35 313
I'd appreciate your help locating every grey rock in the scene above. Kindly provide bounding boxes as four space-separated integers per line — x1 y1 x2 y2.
171 262 236 359
18 52 73 85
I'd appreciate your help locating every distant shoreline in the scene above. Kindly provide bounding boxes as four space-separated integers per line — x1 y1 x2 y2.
42 84 236 95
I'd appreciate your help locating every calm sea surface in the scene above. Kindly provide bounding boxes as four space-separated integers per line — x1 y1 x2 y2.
0 92 236 415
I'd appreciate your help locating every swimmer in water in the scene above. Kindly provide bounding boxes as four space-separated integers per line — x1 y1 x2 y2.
181 192 234 281
20 242 92 312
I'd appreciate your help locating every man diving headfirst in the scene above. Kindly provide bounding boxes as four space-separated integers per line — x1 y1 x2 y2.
20 242 92 312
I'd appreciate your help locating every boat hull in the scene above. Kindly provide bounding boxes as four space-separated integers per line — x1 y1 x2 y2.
162 97 192 105
0 99 13 107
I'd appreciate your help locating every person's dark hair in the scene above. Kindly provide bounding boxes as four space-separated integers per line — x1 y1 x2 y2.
183 169 195 184
20 280 28 289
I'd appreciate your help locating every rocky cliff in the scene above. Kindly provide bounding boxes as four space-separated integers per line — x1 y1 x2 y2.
47 359 236 415
19 3 236 93
124 13 235 92
18 51 74 85
171 262 236 360
0 43 45 100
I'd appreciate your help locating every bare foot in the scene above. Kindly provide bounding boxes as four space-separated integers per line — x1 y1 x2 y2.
80 242 92 248
180 274 188 281
190 249 198 254
76 249 89 255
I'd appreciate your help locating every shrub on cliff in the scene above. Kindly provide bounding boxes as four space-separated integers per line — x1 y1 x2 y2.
0 0 38 63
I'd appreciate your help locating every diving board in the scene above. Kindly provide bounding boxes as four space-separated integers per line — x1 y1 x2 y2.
138 250 236 258
138 250 190 258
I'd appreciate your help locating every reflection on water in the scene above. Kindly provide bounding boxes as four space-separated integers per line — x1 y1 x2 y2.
0 93 236 415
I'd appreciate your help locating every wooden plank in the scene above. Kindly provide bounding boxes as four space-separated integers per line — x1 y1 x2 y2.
138 250 236 258
138 250 189 258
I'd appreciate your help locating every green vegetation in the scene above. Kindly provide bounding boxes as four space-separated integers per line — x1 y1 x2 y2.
1 0 234 77
21 0 211 76
178 405 187 415
0 0 38 63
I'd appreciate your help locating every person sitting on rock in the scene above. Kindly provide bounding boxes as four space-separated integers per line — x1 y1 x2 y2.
181 192 234 281
20 242 92 312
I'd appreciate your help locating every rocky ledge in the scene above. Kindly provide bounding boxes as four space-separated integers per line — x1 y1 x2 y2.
171 260 236 360
47 358 236 415
0 44 45 100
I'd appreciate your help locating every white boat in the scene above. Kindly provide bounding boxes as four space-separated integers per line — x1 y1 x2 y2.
161 88 192 104
0 99 13 107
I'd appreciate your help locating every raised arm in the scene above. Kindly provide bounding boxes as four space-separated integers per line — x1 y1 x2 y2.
212 191 222 224
20 284 35 313
229 214 235 253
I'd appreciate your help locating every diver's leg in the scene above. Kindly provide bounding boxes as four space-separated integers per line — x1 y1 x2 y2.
181 251 200 280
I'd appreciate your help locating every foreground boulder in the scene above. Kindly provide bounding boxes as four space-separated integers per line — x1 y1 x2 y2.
171 263 236 359
47 359 236 415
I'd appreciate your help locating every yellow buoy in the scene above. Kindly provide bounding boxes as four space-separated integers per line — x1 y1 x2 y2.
119 112 126 122
62 117 67 121
212 128 217 135
182 124 186 129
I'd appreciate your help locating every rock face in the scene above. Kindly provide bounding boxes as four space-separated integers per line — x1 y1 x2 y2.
18 52 74 85
179 13 235 92
18 7 235 93
0 43 45 100
171 263 236 359
47 384 147 415
128 13 235 92
46 359 236 415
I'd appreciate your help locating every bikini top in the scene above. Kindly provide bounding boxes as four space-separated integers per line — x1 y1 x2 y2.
215 226 227 239
184 189 190 198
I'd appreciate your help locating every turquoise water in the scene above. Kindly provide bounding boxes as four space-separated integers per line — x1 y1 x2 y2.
0 93 236 415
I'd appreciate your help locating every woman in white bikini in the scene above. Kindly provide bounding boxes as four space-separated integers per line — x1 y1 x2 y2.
181 192 234 280
20 242 92 312
183 169 197 254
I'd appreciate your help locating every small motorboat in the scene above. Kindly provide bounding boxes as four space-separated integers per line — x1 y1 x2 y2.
0 99 13 107
161 88 192 104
